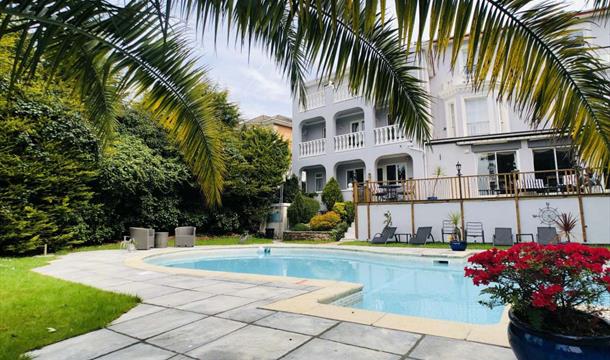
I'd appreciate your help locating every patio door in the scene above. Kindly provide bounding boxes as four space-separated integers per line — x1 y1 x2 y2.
477 151 516 194
346 168 364 188
377 163 407 184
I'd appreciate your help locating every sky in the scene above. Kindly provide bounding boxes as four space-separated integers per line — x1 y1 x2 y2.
191 0 591 120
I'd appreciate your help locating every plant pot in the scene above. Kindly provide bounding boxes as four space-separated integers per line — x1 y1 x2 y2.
427 196 438 200
508 310 610 360
449 240 467 251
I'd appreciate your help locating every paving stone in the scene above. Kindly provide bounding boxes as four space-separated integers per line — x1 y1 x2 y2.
230 285 290 299
282 338 400 360
186 325 310 360
191 281 255 295
97 343 175 360
217 300 276 323
148 276 220 290
255 312 337 336
111 304 166 324
27 329 137 360
109 308 205 339
148 317 246 353
408 336 516 360
177 295 255 315
145 290 216 307
320 322 421 355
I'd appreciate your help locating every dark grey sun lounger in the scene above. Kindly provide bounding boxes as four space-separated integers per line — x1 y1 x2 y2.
371 226 397 244
492 228 514 246
409 227 434 245
537 227 558 245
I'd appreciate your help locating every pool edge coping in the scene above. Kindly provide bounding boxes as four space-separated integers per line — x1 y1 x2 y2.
123 244 511 348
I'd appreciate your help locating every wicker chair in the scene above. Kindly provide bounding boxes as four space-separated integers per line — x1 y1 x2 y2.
175 226 196 247
129 227 155 250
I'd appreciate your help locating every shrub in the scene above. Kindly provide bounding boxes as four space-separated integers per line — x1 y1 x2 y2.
291 223 310 231
332 201 355 224
330 221 350 241
465 243 610 336
288 191 319 225
309 211 341 231
321 177 343 210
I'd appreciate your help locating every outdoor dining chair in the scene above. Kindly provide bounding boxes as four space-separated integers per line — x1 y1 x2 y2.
441 220 455 243
465 222 485 243
492 228 514 246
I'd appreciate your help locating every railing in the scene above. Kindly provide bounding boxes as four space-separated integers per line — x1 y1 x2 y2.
373 124 412 146
334 132 365 152
353 169 609 203
299 89 325 112
466 122 490 136
334 86 356 103
298 138 326 158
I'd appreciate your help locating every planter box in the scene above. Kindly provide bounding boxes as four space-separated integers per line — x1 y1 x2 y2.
283 231 333 241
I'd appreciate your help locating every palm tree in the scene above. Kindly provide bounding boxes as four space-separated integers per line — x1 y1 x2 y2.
1 0 609 207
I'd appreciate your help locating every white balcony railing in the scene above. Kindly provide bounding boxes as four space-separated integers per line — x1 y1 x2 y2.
373 124 411 146
334 86 356 103
334 132 365 152
467 122 490 136
299 138 326 158
299 89 325 112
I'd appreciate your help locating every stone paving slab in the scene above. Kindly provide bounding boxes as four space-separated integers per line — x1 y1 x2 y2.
320 322 421 355
28 329 138 360
97 343 176 360
254 312 337 336
282 338 400 360
148 316 246 353
111 304 166 324
109 308 205 339
177 294 256 315
217 300 276 323
145 290 216 307
408 335 516 360
186 325 310 359
191 281 256 295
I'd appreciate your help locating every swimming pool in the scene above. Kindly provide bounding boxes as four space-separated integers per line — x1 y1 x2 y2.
147 248 504 324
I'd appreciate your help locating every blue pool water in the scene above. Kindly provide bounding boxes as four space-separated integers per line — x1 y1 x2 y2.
147 248 504 324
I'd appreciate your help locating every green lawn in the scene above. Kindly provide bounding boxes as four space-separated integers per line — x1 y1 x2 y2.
339 241 509 250
0 256 139 360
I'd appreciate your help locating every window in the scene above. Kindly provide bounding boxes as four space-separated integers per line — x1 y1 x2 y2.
533 147 573 187
322 126 326 138
314 173 324 192
377 163 407 184
464 97 490 135
446 102 457 137
346 168 364 188
350 120 365 133
460 47 476 81
477 151 517 194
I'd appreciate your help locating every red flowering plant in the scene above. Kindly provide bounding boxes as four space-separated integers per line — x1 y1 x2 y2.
465 242 610 336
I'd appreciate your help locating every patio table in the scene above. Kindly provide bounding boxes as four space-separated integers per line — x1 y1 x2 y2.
378 184 401 201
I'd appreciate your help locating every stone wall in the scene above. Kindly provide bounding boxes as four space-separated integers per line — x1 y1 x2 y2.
283 231 333 241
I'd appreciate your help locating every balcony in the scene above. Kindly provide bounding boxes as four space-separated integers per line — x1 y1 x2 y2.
334 86 356 103
373 124 412 146
298 89 325 112
334 132 365 152
299 138 326 158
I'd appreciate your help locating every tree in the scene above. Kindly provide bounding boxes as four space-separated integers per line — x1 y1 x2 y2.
287 191 320 226
1 0 609 181
322 177 343 210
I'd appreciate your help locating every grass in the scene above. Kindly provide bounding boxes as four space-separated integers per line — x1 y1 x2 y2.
339 241 509 250
0 256 139 360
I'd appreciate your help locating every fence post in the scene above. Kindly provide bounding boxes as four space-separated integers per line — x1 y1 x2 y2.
366 174 371 240
353 180 359 240
575 169 588 242
457 175 465 238
513 171 522 236
410 180 415 236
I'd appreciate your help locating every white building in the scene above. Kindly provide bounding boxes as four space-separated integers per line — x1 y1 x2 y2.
290 10 610 243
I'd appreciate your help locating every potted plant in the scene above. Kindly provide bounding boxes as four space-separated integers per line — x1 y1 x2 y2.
553 212 578 242
465 243 610 360
447 212 467 251
427 166 444 200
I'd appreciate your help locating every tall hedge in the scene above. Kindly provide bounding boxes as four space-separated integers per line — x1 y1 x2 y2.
321 177 343 210
288 191 319 226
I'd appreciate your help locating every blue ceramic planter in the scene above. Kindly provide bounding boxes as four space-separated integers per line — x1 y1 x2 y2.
449 241 467 251
508 311 610 360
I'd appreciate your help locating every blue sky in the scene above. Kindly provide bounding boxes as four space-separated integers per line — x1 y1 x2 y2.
192 1 590 120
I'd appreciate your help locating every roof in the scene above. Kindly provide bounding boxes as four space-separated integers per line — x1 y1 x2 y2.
427 129 564 145
244 114 292 128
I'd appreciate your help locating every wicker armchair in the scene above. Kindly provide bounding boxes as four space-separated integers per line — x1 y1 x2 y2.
175 226 196 247
129 227 155 250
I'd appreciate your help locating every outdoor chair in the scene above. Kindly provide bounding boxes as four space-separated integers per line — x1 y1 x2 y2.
370 226 397 244
408 227 435 245
465 222 485 243
175 226 196 247
516 178 546 194
492 228 514 246
537 227 558 245
129 227 154 250
441 220 455 243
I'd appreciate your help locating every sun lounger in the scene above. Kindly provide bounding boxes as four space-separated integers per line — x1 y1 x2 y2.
492 228 514 246
408 227 434 245
371 226 397 244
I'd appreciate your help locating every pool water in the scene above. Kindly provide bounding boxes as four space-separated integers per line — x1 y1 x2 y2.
147 248 504 324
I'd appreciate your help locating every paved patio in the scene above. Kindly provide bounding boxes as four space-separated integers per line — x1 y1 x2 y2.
29 249 516 360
